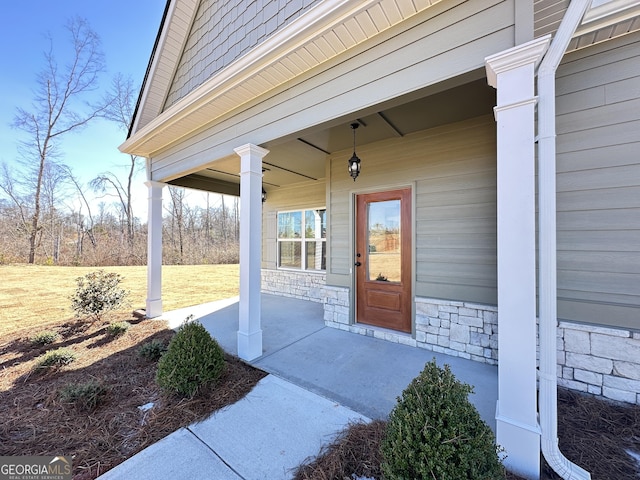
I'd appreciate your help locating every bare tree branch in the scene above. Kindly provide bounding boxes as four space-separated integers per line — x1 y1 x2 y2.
10 16 107 263
0 163 30 232
93 73 142 251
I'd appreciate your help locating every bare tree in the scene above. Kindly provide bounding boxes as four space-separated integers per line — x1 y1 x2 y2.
40 162 71 263
91 171 133 245
0 164 30 242
5 17 108 263
166 186 186 264
92 74 142 251
63 165 97 255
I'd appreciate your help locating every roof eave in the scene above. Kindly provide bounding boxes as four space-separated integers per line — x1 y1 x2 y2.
119 0 443 158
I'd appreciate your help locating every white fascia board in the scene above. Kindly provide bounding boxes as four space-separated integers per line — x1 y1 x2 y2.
129 0 176 137
130 0 199 139
119 0 380 156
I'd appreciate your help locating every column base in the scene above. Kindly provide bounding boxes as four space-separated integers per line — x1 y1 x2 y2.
496 401 541 479
238 329 263 361
146 298 163 318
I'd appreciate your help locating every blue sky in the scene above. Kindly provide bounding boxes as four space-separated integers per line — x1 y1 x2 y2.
0 0 167 216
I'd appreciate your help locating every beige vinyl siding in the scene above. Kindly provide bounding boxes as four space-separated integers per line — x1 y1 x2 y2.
555 31 640 330
534 0 568 38
328 115 497 305
150 0 515 182
262 180 327 269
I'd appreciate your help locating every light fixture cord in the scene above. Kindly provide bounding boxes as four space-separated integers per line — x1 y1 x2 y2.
352 125 356 154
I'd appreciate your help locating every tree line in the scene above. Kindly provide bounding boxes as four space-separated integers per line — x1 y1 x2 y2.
0 17 240 266
0 187 239 266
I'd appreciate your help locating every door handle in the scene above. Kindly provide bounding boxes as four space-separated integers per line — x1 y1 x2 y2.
354 261 362 267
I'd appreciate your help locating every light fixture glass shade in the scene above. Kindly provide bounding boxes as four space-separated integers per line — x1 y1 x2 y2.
348 153 361 181
261 188 267 203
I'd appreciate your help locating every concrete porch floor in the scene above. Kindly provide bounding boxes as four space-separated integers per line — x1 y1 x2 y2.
101 293 499 480
163 293 498 428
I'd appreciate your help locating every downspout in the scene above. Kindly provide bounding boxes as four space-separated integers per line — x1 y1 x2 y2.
537 1 592 479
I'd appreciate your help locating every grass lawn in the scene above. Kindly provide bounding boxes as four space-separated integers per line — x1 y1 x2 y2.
0 264 239 338
0 263 263 479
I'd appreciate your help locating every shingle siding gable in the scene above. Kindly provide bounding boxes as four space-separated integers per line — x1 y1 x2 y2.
165 0 321 107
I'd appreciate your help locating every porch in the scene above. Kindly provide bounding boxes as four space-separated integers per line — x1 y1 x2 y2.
161 293 498 428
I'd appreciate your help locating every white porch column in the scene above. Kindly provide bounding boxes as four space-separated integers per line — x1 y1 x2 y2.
234 144 269 361
145 181 165 318
486 37 550 480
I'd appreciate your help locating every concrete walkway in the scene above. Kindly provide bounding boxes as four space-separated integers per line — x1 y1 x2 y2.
99 294 497 480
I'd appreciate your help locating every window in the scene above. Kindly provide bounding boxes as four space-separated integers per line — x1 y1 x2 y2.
277 208 326 271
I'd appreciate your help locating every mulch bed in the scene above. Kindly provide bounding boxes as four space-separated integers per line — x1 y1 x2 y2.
294 389 640 480
543 388 640 480
0 315 266 479
3 316 639 480
294 420 388 480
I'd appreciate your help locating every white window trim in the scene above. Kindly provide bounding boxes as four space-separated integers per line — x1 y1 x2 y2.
277 207 326 272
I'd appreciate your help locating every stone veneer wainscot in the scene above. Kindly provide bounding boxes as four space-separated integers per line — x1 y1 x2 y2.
261 269 325 303
321 285 640 405
557 322 640 405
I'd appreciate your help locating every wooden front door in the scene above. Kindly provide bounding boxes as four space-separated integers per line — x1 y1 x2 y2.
355 188 411 332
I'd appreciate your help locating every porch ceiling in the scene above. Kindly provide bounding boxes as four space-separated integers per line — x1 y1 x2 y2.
168 77 496 194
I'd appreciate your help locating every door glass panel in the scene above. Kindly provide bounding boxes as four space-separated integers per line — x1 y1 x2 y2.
367 199 401 282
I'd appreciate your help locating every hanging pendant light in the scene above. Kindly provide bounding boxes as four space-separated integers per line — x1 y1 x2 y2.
348 122 361 181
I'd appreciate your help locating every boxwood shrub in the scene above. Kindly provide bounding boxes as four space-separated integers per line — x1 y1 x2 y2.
156 319 225 397
381 359 504 480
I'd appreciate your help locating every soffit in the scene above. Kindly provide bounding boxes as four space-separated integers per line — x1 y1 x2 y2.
570 12 640 50
121 0 444 158
571 0 640 51
177 77 496 194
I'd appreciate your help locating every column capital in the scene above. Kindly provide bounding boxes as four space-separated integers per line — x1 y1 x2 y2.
234 143 270 159
485 35 551 88
144 180 167 189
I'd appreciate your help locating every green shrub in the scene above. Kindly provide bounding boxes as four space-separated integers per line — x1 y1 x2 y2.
105 321 130 337
381 360 504 480
30 330 59 346
35 348 77 370
138 339 168 361
156 319 225 397
70 270 129 321
59 380 106 411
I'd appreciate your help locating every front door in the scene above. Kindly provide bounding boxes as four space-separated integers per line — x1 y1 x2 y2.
355 188 411 332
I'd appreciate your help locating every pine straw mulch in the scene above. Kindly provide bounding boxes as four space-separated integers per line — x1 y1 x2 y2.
0 314 266 480
294 389 640 480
